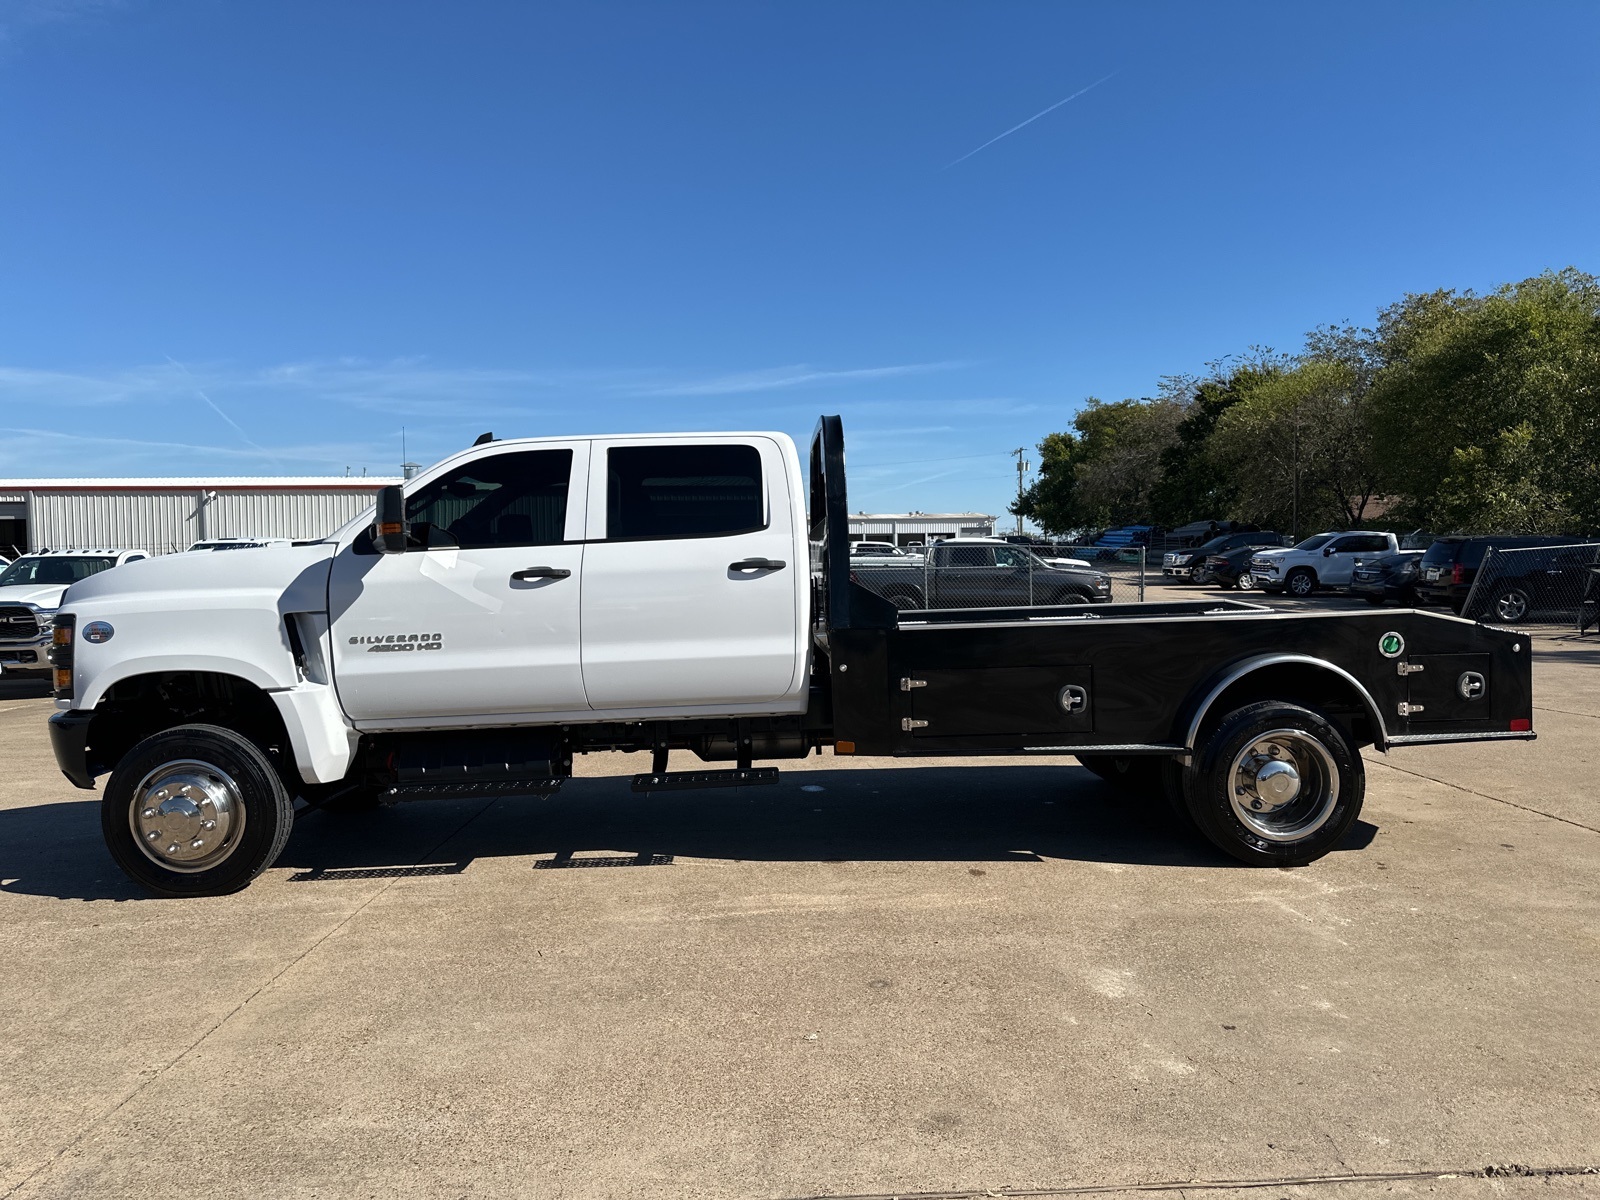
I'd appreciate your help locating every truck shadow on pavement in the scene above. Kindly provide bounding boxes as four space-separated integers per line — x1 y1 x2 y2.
0 765 1377 901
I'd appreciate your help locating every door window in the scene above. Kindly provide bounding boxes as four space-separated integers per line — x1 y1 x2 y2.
994 546 1031 568
403 449 573 549
944 546 996 567
606 444 763 540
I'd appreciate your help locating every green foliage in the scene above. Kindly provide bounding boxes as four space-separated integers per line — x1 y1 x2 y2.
1366 269 1600 533
1011 398 1182 533
1019 268 1600 537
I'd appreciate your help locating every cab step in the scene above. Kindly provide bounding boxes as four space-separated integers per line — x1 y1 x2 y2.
631 768 780 793
386 777 566 801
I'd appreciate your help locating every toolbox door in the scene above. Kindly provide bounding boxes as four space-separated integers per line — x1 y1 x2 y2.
1404 653 1491 725
905 666 1093 738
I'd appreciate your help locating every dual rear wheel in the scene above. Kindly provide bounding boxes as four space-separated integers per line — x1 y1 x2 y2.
1079 701 1364 866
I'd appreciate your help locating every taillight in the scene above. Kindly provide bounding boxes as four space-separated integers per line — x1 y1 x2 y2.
50 613 76 699
1452 562 1464 585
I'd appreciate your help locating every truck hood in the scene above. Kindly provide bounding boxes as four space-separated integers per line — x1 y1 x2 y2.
0 583 70 610
1250 548 1295 560
62 542 338 613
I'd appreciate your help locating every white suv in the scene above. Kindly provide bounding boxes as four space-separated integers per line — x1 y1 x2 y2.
1250 532 1397 597
0 549 149 676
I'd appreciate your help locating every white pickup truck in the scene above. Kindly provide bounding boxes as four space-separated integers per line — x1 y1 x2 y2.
1249 532 1399 597
47 419 1533 896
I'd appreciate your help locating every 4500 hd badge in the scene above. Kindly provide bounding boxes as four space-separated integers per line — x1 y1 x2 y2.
349 633 444 653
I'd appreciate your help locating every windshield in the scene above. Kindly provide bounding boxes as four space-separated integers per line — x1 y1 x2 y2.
1292 534 1336 552
0 556 119 587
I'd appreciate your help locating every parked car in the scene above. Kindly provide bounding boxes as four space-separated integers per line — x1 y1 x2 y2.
851 537 1111 609
0 549 149 677
1350 550 1426 606
1413 535 1597 618
1202 544 1272 590
1164 530 1284 581
1164 519 1259 550
1250 532 1398 597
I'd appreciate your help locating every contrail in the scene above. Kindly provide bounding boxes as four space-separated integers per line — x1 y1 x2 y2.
164 355 285 469
945 71 1118 168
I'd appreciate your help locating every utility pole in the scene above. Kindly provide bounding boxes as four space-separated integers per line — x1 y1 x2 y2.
1011 447 1031 535
1291 416 1300 542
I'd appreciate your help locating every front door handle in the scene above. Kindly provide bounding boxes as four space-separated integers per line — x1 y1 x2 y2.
511 566 571 580
730 557 786 572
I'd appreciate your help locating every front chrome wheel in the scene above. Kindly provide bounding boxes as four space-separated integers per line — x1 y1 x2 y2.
1227 730 1339 843
129 759 246 873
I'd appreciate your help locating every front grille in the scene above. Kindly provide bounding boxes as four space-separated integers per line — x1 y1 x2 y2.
0 606 40 642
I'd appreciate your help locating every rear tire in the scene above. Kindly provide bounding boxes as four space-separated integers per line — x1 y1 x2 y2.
1489 585 1531 623
1183 701 1363 867
103 724 295 897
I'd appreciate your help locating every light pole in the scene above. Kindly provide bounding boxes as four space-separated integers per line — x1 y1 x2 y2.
1012 447 1031 535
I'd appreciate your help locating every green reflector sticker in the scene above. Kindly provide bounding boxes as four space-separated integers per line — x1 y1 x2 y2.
1379 632 1404 658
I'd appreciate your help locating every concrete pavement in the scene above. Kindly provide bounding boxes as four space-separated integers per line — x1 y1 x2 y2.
0 643 1595 1199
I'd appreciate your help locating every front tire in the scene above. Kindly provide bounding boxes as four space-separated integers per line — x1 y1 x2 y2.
1234 572 1256 591
103 724 295 897
1183 701 1363 866
1285 568 1316 598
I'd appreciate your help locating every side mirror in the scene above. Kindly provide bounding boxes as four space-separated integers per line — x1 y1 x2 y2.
373 485 409 554
1323 546 1335 556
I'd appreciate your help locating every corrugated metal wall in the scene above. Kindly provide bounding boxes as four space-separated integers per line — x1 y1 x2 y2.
27 488 378 555
209 490 374 543
32 491 200 555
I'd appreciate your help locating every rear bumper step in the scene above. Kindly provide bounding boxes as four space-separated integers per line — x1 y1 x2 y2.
632 768 780 793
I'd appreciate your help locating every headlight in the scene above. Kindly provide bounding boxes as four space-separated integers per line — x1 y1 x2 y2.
1400 561 1418 576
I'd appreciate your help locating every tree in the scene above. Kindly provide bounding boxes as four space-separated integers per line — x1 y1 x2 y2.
1208 359 1380 536
1148 359 1286 526
1011 397 1182 533
1366 269 1600 534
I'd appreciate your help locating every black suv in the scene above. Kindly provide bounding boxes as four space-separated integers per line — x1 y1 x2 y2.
1414 535 1597 618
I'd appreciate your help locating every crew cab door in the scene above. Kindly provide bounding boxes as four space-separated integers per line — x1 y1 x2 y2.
579 436 800 709
328 442 590 722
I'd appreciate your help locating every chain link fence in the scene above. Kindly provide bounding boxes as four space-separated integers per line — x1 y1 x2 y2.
850 544 1145 611
1460 543 1600 630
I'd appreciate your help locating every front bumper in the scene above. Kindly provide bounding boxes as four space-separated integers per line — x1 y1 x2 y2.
0 632 52 674
48 710 97 789
1161 566 1195 578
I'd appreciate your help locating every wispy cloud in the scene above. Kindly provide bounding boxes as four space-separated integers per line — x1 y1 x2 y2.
0 0 122 44
629 361 969 398
945 72 1118 169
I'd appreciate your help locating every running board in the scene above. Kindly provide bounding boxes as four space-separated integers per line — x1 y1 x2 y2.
386 777 566 801
631 768 780 793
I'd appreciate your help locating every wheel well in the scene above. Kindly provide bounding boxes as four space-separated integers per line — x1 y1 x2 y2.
1190 662 1378 749
87 672 293 779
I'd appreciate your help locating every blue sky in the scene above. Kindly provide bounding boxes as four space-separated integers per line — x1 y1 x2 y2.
1 1 1596 518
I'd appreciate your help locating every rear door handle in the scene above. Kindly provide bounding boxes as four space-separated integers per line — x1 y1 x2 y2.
730 558 786 572
511 566 571 580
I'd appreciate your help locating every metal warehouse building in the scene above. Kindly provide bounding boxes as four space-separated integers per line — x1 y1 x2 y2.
0 477 398 558
847 511 996 547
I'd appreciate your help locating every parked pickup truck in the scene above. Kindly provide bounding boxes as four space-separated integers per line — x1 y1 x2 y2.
850 537 1111 610
1251 532 1398 597
46 418 1534 896
1 549 150 677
